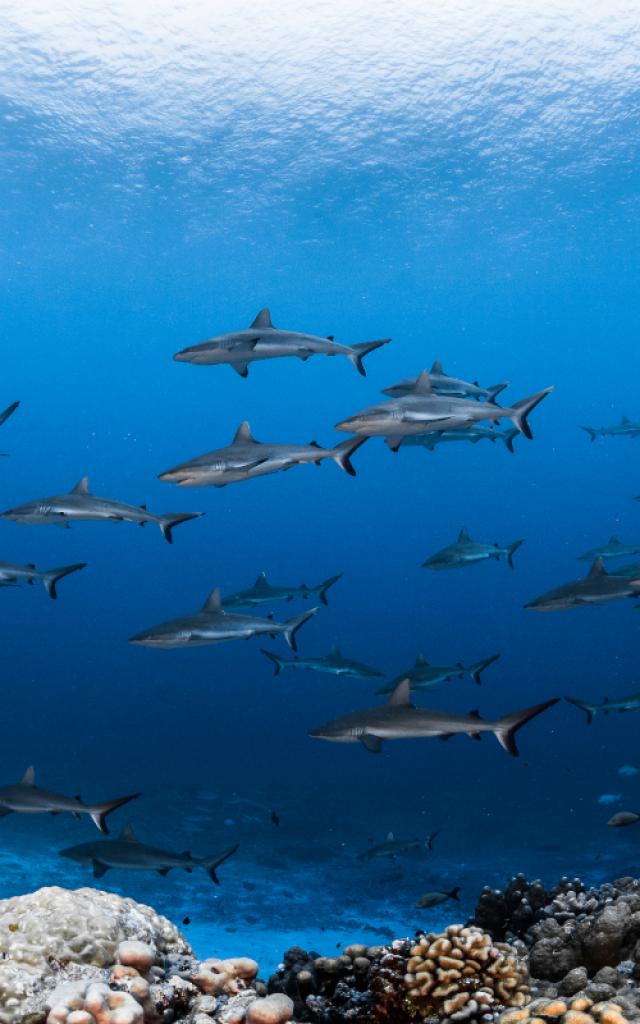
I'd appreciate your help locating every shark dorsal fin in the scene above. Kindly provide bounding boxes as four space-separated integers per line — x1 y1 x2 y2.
609 535 620 545
21 766 35 786
330 644 341 657
416 653 428 665
233 421 257 445
250 308 274 330
412 370 433 395
387 678 413 707
458 527 471 543
119 823 138 843
587 557 608 578
254 572 268 588
468 709 482 719
386 831 394 841
430 360 444 375
71 477 90 495
622 416 631 424
203 587 223 613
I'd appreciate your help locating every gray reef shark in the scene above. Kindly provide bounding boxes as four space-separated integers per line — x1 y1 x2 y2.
0 767 140 833
129 587 318 651
0 559 86 599
375 652 500 695
358 830 440 861
422 528 524 570
60 823 238 884
383 361 509 401
223 571 342 609
158 422 366 487
308 678 560 755
401 425 518 453
336 370 553 451
524 558 640 611
578 536 640 562
1 477 203 544
261 644 383 678
565 693 640 726
173 307 390 377
581 417 640 441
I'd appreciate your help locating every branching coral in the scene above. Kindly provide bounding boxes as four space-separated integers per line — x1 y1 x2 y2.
404 925 529 1021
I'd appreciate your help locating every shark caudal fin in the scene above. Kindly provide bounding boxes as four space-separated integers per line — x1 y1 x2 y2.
260 649 285 675
506 540 524 569
158 511 204 544
493 698 560 756
0 401 19 428
564 696 598 725
331 437 367 476
89 792 141 834
426 829 440 851
448 886 461 901
200 843 239 885
485 382 510 403
502 428 518 453
317 573 343 605
580 426 598 441
41 563 87 600
283 607 318 651
468 653 501 686
347 339 391 376
509 387 554 439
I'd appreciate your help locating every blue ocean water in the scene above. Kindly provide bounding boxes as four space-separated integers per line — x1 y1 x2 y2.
1 0 640 972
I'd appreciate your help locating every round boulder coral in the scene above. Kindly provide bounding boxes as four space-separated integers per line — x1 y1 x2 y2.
499 995 630 1024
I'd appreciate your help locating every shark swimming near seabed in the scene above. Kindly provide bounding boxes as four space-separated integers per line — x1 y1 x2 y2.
564 693 640 725
358 830 440 860
375 652 500 695
308 679 560 755
0 478 203 544
577 536 640 562
581 417 640 441
400 425 519 452
421 529 524 570
223 572 343 609
336 370 553 450
524 558 640 611
0 559 86 599
129 587 318 650
60 823 239 884
173 308 390 377
0 767 140 833
261 644 384 678
158 423 366 487
382 361 510 401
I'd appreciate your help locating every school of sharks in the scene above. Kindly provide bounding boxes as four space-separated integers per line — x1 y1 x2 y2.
2 307 640 893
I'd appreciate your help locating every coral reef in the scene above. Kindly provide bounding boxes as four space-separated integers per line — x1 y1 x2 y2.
500 996 630 1024
405 925 528 1021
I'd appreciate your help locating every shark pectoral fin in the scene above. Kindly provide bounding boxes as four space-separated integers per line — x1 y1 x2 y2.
92 859 110 879
359 734 383 753
233 362 249 378
438 733 454 741
469 733 482 741
385 435 406 452
157 867 171 876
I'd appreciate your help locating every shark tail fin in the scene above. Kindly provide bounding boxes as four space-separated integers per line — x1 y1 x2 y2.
283 607 318 652
485 382 511 403
509 387 553 439
317 573 343 605
564 696 597 725
581 426 598 441
468 653 501 686
158 512 204 544
331 437 367 476
41 563 87 600
260 648 284 676
347 339 390 376
426 829 440 851
89 792 141 834
201 843 239 885
506 540 524 569
448 886 461 901
494 697 560 756
502 428 518 453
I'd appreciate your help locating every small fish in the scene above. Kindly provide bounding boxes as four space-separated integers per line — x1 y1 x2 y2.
270 810 280 827
608 811 640 827
183 916 191 925
416 886 461 909
598 794 622 805
422 529 523 571
618 765 640 777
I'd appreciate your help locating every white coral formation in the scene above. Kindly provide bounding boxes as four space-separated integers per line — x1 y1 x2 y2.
191 957 259 996
0 887 190 1024
405 924 528 1022
46 981 143 1024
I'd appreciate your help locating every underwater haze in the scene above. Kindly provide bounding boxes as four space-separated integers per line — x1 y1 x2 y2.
1 0 640 971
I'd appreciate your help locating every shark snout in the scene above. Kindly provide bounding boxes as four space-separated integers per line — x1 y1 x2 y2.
335 418 357 433
173 348 195 363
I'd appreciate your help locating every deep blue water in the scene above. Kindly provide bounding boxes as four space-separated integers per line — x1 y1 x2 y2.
1 0 640 971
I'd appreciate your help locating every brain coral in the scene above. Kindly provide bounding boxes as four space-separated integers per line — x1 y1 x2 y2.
405 924 528 1021
0 886 190 1024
